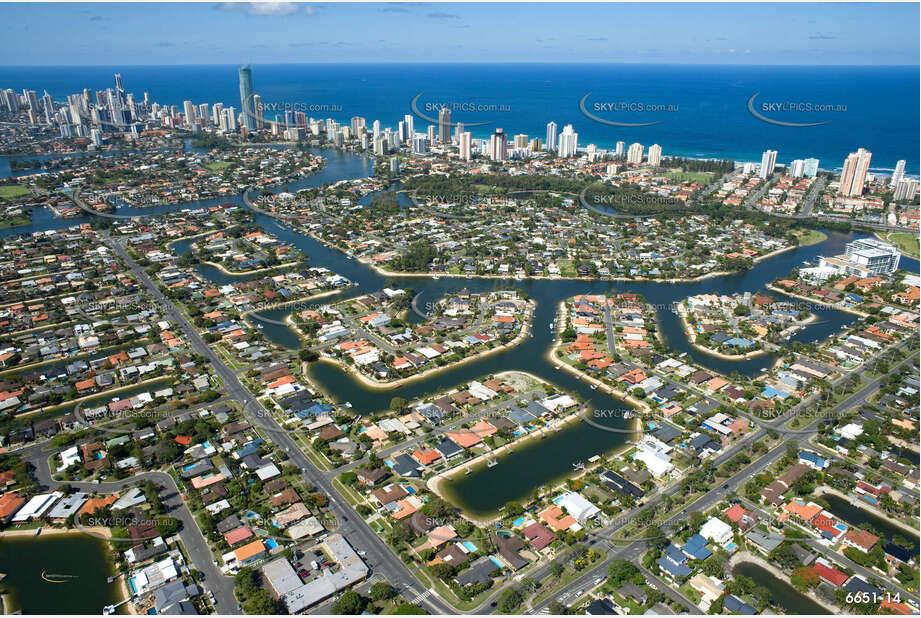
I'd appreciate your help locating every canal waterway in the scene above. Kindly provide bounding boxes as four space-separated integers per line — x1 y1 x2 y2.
819 492 920 556
0 533 123 614
3 146 919 516
732 561 828 614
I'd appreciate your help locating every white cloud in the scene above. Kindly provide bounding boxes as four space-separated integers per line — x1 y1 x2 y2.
219 2 303 16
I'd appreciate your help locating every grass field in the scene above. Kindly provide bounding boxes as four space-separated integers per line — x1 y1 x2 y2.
557 259 578 277
0 215 31 228
665 170 713 184
0 185 30 200
879 231 920 258
790 228 828 247
203 161 233 172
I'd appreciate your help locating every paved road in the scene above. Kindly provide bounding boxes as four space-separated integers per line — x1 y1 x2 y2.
740 497 920 605
332 388 545 476
103 230 454 615
20 442 240 614
798 176 826 217
536 345 919 610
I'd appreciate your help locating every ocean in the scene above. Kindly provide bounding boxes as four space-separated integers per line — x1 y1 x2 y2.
0 63 917 171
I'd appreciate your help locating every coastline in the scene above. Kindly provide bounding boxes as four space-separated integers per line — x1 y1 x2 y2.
297 227 789 284
294 301 535 392
0 525 112 539
428 406 641 527
198 258 304 277
241 285 349 328
675 305 769 361
548 301 653 415
765 283 870 318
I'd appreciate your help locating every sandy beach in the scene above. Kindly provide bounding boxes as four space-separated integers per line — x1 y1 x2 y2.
0 525 112 539
0 527 135 613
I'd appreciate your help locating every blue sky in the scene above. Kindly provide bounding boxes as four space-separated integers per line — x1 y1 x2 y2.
2 2 918 66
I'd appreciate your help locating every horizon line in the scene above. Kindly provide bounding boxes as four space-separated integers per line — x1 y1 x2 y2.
0 61 919 68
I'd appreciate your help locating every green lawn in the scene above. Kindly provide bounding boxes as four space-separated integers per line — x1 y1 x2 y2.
0 215 31 228
204 161 233 172
557 260 578 277
665 171 713 184
881 232 920 258
790 228 828 247
0 184 30 200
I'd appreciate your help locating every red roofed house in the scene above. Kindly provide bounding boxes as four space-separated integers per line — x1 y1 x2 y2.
224 525 254 546
812 558 848 587
522 522 556 552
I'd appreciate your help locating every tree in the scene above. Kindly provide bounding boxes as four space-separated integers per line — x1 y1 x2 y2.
688 510 706 531
421 496 453 520
370 581 396 602
332 590 366 615
548 600 568 615
504 502 524 516
393 603 427 614
608 559 639 586
497 588 522 613
644 525 667 550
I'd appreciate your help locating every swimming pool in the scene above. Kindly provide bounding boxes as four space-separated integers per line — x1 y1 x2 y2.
512 517 525 527
462 541 477 552
489 556 503 568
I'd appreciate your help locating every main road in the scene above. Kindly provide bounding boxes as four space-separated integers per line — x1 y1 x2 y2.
102 230 455 615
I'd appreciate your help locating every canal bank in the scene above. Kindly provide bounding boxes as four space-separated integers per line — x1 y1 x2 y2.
817 488 920 554
730 551 835 614
436 403 638 520
3 145 912 533
295 299 535 392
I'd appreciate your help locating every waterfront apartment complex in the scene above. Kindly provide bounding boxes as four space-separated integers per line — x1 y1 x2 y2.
819 237 902 277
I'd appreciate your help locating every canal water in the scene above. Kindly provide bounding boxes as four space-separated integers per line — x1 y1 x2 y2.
3 145 918 517
0 534 123 614
820 492 920 556
732 561 828 614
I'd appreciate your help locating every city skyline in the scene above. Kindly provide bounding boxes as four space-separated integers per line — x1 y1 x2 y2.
0 2 918 66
